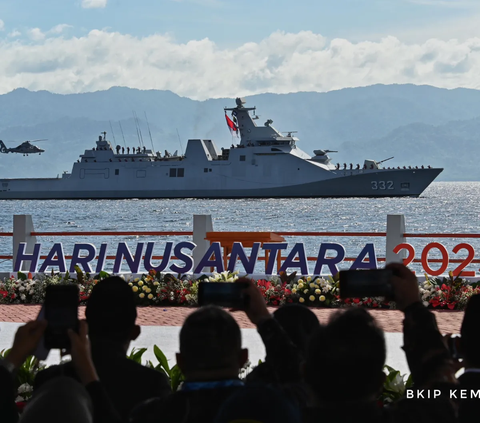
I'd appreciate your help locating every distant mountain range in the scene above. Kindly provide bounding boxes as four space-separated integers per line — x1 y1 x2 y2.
0 84 478 180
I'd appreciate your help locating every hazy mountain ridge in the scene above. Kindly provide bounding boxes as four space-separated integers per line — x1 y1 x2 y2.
0 84 479 180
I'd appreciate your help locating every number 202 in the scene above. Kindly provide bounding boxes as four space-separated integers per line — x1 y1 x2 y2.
393 243 476 277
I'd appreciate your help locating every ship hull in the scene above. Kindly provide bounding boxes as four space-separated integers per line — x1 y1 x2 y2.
0 168 442 199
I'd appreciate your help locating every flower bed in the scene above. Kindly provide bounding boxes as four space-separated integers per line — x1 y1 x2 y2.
1 269 479 310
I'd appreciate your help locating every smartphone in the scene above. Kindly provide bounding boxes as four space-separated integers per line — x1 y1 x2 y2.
339 269 393 299
44 285 79 350
198 282 249 308
447 336 463 360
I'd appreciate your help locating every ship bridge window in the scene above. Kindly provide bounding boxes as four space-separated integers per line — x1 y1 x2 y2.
271 148 281 152
204 168 208 173
115 169 119 176
240 155 246 162
170 168 185 177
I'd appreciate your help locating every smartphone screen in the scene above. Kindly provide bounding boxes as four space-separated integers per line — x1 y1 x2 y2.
198 282 249 308
339 269 393 299
44 285 79 350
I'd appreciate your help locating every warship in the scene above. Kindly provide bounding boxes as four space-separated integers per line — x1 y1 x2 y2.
0 98 442 199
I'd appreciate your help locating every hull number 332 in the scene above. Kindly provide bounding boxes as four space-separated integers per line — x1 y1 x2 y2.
371 181 394 190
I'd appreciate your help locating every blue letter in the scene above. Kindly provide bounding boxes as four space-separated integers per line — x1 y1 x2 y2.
144 241 172 272
170 241 195 273
228 242 260 274
314 243 346 276
95 243 108 273
69 243 96 273
39 243 67 273
14 243 41 273
262 243 288 275
113 242 144 274
350 243 378 270
279 243 308 275
194 242 224 273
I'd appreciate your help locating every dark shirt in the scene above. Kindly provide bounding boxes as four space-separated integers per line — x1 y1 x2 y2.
0 364 19 423
34 343 170 422
130 384 241 423
457 370 480 423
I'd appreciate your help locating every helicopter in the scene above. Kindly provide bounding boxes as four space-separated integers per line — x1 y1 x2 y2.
0 139 47 156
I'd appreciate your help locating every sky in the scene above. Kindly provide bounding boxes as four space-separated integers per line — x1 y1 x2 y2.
1 0 480 99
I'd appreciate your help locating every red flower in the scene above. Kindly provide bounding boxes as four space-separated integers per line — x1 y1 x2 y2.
16 401 27 413
0 290 7 298
353 298 360 304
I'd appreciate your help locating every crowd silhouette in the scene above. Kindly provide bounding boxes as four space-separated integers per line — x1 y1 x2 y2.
0 263 477 422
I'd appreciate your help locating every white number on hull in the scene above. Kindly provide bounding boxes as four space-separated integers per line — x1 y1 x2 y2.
371 181 394 190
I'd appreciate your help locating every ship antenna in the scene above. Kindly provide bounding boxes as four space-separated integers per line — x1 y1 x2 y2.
132 111 144 147
144 111 156 154
176 128 184 156
118 121 127 148
109 121 117 145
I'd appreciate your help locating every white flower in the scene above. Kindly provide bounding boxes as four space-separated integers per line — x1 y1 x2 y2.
298 282 304 289
20 294 26 301
18 383 33 394
319 295 326 302
306 276 312 282
19 286 25 292
423 301 429 307
315 289 321 294
303 289 309 294
29 290 34 295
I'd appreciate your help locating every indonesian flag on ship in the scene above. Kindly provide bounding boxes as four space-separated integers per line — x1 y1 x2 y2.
225 112 239 137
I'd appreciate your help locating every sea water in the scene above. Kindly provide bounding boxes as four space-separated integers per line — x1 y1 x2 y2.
1 181 479 275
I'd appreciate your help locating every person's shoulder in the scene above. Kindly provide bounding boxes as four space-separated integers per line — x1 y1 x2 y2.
34 362 75 388
121 358 170 383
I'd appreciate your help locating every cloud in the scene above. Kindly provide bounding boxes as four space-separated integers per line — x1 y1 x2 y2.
8 30 21 38
0 19 4 31
1 30 480 99
81 0 108 8
28 28 45 41
49 24 72 34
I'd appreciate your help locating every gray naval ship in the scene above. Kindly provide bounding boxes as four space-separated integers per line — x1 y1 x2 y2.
0 98 442 199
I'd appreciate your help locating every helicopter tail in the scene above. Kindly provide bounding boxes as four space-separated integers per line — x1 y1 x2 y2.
0 140 9 153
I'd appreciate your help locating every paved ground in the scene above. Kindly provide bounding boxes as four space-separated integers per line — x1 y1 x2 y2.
0 304 464 333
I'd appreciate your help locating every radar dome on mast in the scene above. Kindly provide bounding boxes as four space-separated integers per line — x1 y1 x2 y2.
235 98 246 107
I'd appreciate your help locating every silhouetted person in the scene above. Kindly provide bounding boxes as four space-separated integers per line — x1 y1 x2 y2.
116 145 121 154
35 277 170 422
122 146 125 154
127 147 130 154
456 294 480 422
131 306 247 423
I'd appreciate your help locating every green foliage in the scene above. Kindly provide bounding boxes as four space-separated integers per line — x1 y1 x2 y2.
380 364 413 404
127 344 185 391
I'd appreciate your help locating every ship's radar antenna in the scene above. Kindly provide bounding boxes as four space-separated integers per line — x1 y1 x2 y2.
282 131 298 137
235 97 246 107
265 119 273 127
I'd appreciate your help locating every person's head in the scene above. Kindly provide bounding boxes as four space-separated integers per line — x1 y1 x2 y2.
460 294 480 367
214 384 300 423
273 304 320 357
85 276 140 348
304 308 386 403
20 377 93 423
177 305 248 381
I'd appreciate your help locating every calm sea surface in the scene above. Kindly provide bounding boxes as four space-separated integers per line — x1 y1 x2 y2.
1 181 480 274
